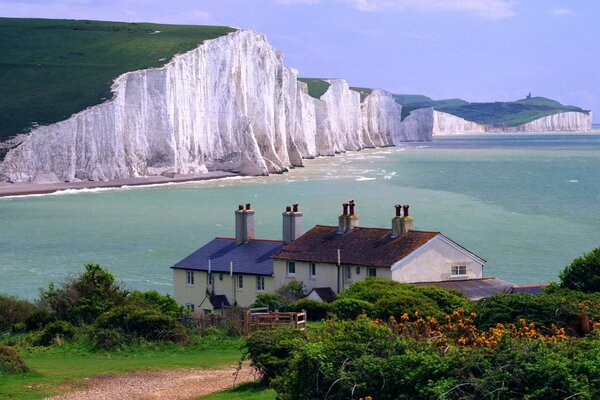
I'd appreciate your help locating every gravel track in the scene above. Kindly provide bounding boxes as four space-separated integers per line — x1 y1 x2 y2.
46 364 258 400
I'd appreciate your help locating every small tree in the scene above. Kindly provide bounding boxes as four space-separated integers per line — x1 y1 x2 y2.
560 247 600 293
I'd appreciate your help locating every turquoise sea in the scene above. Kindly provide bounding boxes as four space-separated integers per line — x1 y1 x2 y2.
1 133 600 299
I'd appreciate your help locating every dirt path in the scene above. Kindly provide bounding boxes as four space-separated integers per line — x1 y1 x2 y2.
46 364 258 400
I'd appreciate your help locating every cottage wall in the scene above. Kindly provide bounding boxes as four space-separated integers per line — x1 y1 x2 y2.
391 236 484 283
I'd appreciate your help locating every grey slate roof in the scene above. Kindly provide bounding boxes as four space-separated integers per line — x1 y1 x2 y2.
413 277 513 300
172 237 283 276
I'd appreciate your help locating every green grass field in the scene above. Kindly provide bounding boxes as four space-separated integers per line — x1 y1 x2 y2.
394 94 589 126
0 18 234 141
0 337 243 399
197 382 276 400
298 77 331 99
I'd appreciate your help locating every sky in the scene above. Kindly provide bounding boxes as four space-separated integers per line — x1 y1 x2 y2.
1 0 598 122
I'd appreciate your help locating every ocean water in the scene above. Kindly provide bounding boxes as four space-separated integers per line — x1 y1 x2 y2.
1 133 600 299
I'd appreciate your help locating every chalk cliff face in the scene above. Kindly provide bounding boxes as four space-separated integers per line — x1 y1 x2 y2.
432 111 487 135
0 30 426 183
507 111 593 132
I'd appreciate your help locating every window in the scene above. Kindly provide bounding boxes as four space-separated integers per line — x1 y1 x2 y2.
368 267 377 277
451 265 467 276
219 273 223 281
310 263 316 278
256 276 265 291
287 261 296 275
238 275 244 289
186 303 195 312
355 266 361 275
186 270 194 285
346 265 352 280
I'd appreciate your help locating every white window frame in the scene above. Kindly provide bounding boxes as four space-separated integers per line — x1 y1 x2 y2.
238 275 244 289
256 275 265 291
309 263 316 279
287 261 296 276
355 266 361 275
186 270 195 285
367 267 377 277
346 265 352 280
451 265 467 277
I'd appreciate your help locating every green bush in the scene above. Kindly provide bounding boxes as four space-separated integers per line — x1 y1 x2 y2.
94 305 188 343
375 293 443 321
412 285 472 314
338 277 406 303
36 321 77 346
288 299 329 321
0 295 37 332
252 293 287 310
560 247 600 292
24 310 56 332
244 327 307 382
41 264 126 325
330 298 375 319
275 280 305 305
0 344 29 374
126 290 183 318
88 328 124 351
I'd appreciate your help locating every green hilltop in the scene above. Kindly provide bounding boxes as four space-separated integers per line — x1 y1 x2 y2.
394 94 590 127
298 78 331 99
0 18 234 141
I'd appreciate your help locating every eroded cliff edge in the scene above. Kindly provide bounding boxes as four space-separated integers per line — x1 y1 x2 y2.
0 29 423 183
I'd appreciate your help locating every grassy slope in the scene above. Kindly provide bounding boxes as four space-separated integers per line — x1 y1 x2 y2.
349 86 373 102
298 78 331 99
0 338 243 400
197 382 276 400
394 94 589 126
0 18 235 141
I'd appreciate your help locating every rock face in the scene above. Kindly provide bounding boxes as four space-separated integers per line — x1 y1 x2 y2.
431 110 592 136
0 30 425 183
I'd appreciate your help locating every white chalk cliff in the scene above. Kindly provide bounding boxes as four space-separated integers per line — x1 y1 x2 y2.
0 29 419 183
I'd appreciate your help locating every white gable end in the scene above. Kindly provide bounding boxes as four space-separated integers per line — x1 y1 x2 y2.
390 234 484 283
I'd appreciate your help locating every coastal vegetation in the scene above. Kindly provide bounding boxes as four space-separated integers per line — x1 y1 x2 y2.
297 78 331 99
394 94 590 126
0 18 234 141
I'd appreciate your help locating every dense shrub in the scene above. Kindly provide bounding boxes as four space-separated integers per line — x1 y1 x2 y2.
24 310 56 332
0 344 29 374
36 321 77 346
275 280 305 305
375 293 443 321
252 293 287 310
560 246 600 292
0 295 37 333
338 277 405 303
474 293 586 331
244 327 307 381
329 298 375 319
88 328 124 351
94 305 188 343
126 290 183 318
287 299 329 321
41 264 126 325
412 285 472 314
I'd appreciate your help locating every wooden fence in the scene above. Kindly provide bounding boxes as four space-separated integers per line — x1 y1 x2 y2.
183 307 306 336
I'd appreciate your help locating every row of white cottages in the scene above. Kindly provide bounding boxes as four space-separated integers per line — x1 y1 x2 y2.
172 201 512 310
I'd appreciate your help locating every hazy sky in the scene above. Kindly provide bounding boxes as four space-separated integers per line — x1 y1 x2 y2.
2 0 598 121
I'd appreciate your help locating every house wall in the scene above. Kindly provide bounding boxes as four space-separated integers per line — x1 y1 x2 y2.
172 269 274 310
273 259 391 294
391 237 484 283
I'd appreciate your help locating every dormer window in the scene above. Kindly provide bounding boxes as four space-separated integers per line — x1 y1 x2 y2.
451 265 467 276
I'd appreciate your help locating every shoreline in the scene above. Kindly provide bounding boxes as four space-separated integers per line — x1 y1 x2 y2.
0 171 239 198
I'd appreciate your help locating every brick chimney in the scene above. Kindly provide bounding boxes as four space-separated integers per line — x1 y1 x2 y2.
235 203 255 245
282 204 303 244
337 200 359 234
403 205 413 233
391 204 405 238
337 202 349 234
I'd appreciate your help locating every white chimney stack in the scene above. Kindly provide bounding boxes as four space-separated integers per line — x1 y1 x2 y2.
282 204 303 244
235 203 255 245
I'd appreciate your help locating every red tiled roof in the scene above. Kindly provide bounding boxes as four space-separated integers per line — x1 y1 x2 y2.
272 225 438 267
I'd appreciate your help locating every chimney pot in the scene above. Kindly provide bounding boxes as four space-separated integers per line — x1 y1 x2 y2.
403 204 409 217
342 203 349 216
293 204 299 213
238 204 244 210
286 206 292 213
395 204 402 217
349 200 355 215
246 203 252 210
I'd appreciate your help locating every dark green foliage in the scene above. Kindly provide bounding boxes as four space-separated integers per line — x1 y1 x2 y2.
287 299 329 321
88 328 124 351
329 298 375 319
126 290 183 318
24 310 56 332
36 320 77 346
0 17 235 141
338 277 405 303
275 280 305 306
244 328 307 381
560 247 600 293
394 94 589 126
0 295 37 332
412 285 471 314
298 78 331 99
375 293 443 320
248 318 600 400
93 305 188 343
473 293 592 332
41 263 126 325
0 344 29 374
252 293 287 310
